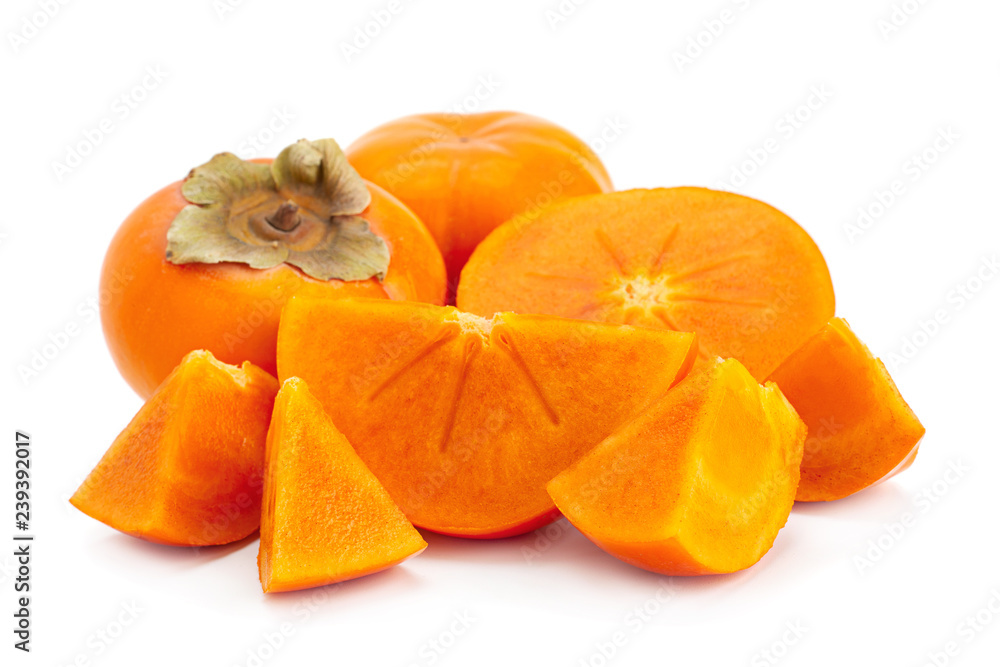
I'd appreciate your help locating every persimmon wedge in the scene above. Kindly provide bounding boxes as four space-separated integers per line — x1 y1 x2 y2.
766 318 925 501
277 297 697 538
71 350 278 546
259 378 426 593
457 187 835 379
548 358 806 576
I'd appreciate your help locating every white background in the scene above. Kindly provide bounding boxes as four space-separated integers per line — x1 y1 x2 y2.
2 1 999 665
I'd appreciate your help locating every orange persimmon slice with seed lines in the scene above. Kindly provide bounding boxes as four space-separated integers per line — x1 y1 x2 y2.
70 350 278 546
277 297 697 538
457 187 835 379
766 317 925 502
548 358 806 576
258 378 426 593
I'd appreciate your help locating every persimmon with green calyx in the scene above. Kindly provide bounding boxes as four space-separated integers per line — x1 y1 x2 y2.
101 138 446 399
766 318 925 502
548 358 806 576
70 350 278 546
277 297 697 538
346 111 613 296
259 377 427 593
458 187 835 379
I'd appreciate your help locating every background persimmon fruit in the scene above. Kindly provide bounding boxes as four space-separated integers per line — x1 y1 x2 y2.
347 111 613 297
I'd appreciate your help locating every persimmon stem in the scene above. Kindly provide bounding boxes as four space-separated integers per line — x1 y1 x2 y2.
167 139 389 281
266 201 302 232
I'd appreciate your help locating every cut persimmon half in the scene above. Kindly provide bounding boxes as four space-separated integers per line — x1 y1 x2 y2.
457 187 835 379
259 378 426 593
276 297 697 538
766 318 925 502
71 350 278 546
548 358 806 575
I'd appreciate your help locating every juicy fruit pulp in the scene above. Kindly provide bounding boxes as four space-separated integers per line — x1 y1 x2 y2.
259 378 426 593
457 187 835 379
548 358 806 575
347 111 613 292
277 297 697 537
766 318 925 501
71 350 278 546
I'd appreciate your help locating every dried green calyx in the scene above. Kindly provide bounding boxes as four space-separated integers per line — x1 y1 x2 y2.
165 138 389 282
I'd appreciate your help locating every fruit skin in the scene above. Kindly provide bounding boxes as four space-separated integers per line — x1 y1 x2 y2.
766 318 925 502
259 378 426 593
101 162 446 399
276 296 697 538
70 350 278 546
347 111 613 293
547 358 806 576
457 187 835 379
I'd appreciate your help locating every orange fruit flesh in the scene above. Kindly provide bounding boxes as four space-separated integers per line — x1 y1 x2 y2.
70 350 278 546
457 187 835 379
259 378 426 593
548 358 806 575
766 318 925 501
276 297 697 538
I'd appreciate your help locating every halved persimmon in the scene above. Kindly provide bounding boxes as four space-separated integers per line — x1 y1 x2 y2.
102 138 446 398
458 187 835 379
347 111 613 294
766 318 925 501
548 358 806 575
71 350 278 546
259 378 426 593
277 297 697 538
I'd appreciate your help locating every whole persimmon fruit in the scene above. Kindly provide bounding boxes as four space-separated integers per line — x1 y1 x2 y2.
346 111 613 295
101 138 446 398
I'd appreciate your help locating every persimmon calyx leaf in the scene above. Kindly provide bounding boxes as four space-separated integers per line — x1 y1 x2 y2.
165 138 389 282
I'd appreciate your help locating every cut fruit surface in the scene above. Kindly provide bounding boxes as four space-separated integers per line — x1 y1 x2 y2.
457 187 835 379
277 297 697 537
71 350 278 546
258 378 426 593
766 318 924 502
547 358 806 575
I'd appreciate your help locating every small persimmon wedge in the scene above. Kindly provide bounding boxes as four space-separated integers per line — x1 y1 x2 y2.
766 318 925 502
258 378 426 593
548 358 806 576
277 297 697 538
458 187 835 379
71 350 278 546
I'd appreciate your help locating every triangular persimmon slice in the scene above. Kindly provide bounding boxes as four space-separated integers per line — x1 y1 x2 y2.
548 358 806 575
71 350 278 546
259 378 427 593
277 297 697 538
766 318 925 501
